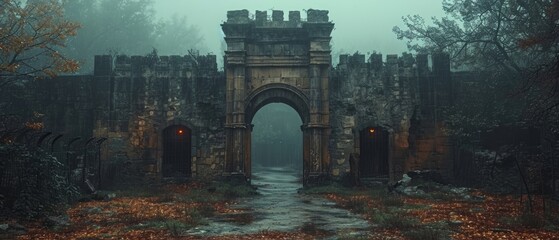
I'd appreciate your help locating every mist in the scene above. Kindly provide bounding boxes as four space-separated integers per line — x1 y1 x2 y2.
151 1 445 178
251 103 303 172
57 0 445 72
154 0 446 66
5 0 559 238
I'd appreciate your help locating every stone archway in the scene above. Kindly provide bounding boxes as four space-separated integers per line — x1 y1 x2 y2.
244 84 309 181
245 83 310 124
222 9 333 184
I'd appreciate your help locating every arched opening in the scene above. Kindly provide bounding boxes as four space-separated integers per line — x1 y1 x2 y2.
162 125 191 177
245 83 310 125
250 102 303 192
251 103 303 175
359 127 389 178
242 84 311 183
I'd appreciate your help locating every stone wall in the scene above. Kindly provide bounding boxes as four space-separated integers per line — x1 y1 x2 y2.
26 9 545 189
35 75 97 138
329 52 455 182
38 54 226 182
36 51 460 184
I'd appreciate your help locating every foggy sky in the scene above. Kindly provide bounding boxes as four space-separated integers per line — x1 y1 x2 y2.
154 0 445 60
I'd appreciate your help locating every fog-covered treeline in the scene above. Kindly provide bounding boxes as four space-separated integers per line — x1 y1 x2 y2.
61 0 205 73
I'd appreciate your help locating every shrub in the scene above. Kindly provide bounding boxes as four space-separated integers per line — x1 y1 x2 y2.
0 144 79 218
165 220 189 236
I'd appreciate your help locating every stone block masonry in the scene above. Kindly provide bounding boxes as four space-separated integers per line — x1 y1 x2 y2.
35 9 461 185
330 52 455 182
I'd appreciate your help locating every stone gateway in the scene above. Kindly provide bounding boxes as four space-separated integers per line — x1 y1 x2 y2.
36 9 460 187
222 10 333 184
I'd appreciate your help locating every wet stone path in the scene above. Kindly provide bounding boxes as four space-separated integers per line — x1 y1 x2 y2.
187 167 371 238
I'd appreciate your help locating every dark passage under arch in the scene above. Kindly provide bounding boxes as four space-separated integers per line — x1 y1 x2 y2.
359 127 389 178
162 125 191 177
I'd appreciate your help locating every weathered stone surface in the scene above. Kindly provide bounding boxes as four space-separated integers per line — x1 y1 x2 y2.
33 10 461 186
222 9 333 185
342 116 355 128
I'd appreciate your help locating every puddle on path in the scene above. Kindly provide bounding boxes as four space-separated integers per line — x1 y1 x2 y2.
187 167 371 238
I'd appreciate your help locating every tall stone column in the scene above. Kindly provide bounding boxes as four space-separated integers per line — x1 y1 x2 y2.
304 16 334 181
222 10 251 178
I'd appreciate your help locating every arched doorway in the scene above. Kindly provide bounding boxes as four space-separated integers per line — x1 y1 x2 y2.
359 127 389 178
222 11 333 184
162 125 192 177
251 103 303 175
242 84 313 182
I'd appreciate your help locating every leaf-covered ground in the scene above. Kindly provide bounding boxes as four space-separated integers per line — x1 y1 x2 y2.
321 187 559 240
10 181 559 239
14 182 334 240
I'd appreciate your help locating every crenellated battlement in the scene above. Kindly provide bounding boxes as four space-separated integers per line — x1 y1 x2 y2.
337 52 450 72
226 9 330 27
94 54 218 76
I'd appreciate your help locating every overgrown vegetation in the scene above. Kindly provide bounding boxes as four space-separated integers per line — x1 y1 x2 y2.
0 144 79 219
304 182 558 239
14 179 258 239
395 0 559 206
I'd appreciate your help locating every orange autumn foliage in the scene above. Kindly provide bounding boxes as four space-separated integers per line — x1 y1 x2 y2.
0 0 80 79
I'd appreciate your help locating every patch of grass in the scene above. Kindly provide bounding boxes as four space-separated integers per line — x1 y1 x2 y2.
370 210 420 229
180 189 220 203
403 204 431 210
345 197 369 214
519 212 545 228
498 212 547 229
126 219 167 230
544 211 559 231
299 222 333 236
382 196 404 207
165 220 190 237
184 207 210 226
369 186 389 198
196 204 215 218
498 216 517 227
429 191 457 201
126 219 191 235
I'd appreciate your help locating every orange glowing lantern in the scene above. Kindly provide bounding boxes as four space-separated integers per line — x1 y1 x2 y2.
369 128 375 134
177 129 184 135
